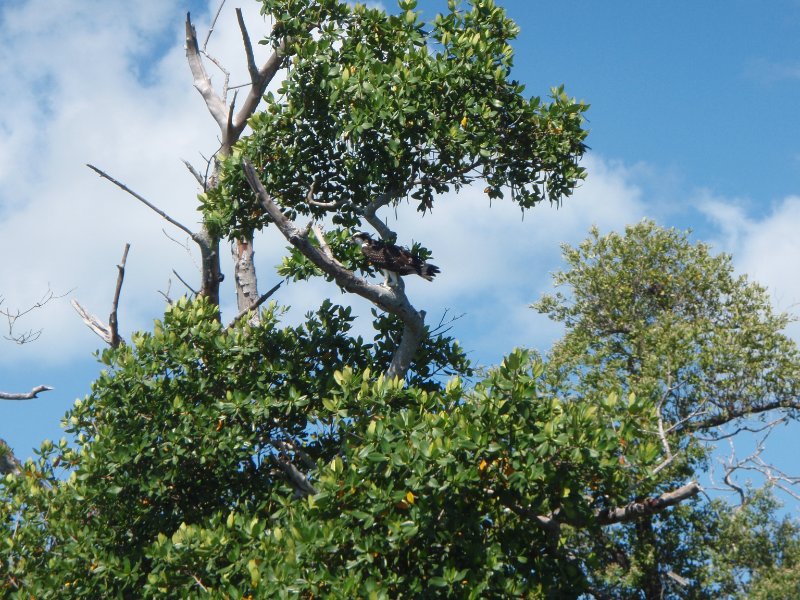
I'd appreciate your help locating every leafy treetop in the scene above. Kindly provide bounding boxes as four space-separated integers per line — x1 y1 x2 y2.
202 0 589 240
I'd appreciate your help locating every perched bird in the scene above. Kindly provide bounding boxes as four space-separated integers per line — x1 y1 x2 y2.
351 231 440 286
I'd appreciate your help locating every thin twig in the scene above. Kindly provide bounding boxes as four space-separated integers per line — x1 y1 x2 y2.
202 0 227 51
191 573 209 593
87 164 196 238
1 287 71 344
172 269 199 296
227 280 283 328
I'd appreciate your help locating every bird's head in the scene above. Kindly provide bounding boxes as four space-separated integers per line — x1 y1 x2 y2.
351 231 373 245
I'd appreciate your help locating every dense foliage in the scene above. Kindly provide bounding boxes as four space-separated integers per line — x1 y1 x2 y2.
2 1 799 598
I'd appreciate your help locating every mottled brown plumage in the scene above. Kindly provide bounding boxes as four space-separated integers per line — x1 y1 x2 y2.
352 232 440 285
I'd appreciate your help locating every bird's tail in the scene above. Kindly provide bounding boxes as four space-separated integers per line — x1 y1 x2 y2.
420 264 440 281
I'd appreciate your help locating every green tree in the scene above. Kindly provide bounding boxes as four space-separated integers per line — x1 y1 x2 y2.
534 220 800 598
3 1 799 599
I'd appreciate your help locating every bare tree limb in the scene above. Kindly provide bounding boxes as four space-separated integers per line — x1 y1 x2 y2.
242 159 425 379
230 41 286 139
87 164 196 239
227 279 283 329
361 191 398 241
271 454 317 497
185 13 229 132
172 269 199 296
108 244 130 349
182 158 205 187
202 0 227 52
236 7 259 82
1 288 70 345
0 385 53 401
594 482 701 525
311 224 344 267
506 482 702 535
72 299 114 345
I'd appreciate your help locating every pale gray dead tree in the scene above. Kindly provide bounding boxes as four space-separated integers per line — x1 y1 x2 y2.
185 4 286 317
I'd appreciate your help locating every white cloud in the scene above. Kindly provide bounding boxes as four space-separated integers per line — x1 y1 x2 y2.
701 195 800 338
0 0 651 369
0 1 274 365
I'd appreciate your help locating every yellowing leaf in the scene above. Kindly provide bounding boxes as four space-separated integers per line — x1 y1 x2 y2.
406 491 415 505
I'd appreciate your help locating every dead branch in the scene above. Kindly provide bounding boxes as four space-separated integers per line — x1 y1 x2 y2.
87 163 222 306
181 158 205 187
108 244 130 348
227 279 283 329
1 288 70 345
271 454 317 497
305 180 338 209
87 164 195 239
242 159 425 380
361 191 398 241
595 482 702 525
186 13 229 133
203 0 227 52
236 7 259 82
186 11 286 147
311 224 344 267
172 269 199 296
0 385 53 401
71 299 114 345
506 482 702 536
71 244 130 347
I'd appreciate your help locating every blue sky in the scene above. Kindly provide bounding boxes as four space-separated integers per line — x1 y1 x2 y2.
1 0 799 509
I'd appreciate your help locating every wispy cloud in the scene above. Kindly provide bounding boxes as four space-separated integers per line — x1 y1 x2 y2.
743 57 800 84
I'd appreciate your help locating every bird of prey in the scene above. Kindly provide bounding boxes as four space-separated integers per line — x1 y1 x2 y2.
351 231 440 286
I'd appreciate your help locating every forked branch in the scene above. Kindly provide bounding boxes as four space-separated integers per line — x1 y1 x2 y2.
241 159 425 379
72 243 131 348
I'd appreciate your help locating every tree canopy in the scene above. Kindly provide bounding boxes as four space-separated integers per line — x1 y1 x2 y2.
2 1 799 599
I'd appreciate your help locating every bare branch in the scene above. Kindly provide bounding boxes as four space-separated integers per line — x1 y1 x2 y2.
311 224 342 266
108 244 130 349
87 164 196 239
242 159 425 379
158 279 174 305
172 269 199 296
274 439 315 470
271 454 317 497
185 13 228 131
231 40 287 138
595 482 702 525
72 299 114 345
0 385 53 401
236 7 259 82
181 158 205 187
361 191 398 241
696 415 789 443
508 482 702 533
191 573 209 593
1 287 70 345
202 0 227 51
227 279 283 329
305 180 338 209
